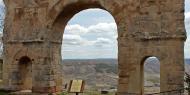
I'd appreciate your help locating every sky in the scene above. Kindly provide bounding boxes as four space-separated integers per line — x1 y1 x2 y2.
185 0 190 59
63 0 190 59
62 9 117 59
0 0 189 59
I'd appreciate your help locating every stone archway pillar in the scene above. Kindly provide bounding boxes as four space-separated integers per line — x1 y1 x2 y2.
117 38 143 94
30 43 63 93
159 40 185 93
117 38 185 95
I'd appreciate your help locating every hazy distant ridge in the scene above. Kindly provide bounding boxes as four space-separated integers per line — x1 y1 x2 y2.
62 58 190 90
186 59 190 64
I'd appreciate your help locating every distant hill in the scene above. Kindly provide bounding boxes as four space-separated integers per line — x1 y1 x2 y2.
63 59 117 64
144 57 160 74
62 58 190 90
62 59 118 90
186 59 190 64
185 59 190 74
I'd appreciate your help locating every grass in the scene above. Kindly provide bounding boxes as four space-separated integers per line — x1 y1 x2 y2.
0 80 9 95
0 91 9 95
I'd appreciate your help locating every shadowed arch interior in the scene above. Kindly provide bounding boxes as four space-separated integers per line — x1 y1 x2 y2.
19 56 31 64
18 56 32 90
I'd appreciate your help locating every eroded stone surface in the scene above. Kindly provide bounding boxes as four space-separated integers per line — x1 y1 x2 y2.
2 0 186 94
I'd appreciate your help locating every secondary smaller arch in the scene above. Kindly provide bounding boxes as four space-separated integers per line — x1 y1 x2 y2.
141 56 160 94
18 56 33 91
19 56 32 64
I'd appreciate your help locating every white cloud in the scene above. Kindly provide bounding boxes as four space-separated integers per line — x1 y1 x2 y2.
185 18 190 33
93 38 113 47
185 3 190 58
63 34 84 46
64 25 88 35
65 23 117 38
62 49 117 59
87 23 117 36
185 37 190 58
185 0 190 12
0 0 4 6
186 12 190 19
62 23 118 59
63 35 115 47
63 23 117 47
63 34 95 46
83 9 104 12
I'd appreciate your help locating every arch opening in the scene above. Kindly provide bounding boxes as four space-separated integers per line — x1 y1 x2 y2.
61 8 118 93
51 2 117 41
18 56 32 91
141 56 160 94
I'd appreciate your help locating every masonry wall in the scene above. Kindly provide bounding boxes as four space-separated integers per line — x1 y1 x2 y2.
2 0 186 94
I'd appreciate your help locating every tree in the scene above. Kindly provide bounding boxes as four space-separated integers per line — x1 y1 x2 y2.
185 72 190 95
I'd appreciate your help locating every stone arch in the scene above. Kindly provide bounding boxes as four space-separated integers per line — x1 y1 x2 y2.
48 0 126 27
48 1 121 43
48 1 122 94
50 0 104 24
141 56 160 67
2 0 186 94
12 48 35 63
140 56 160 94
18 56 32 64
